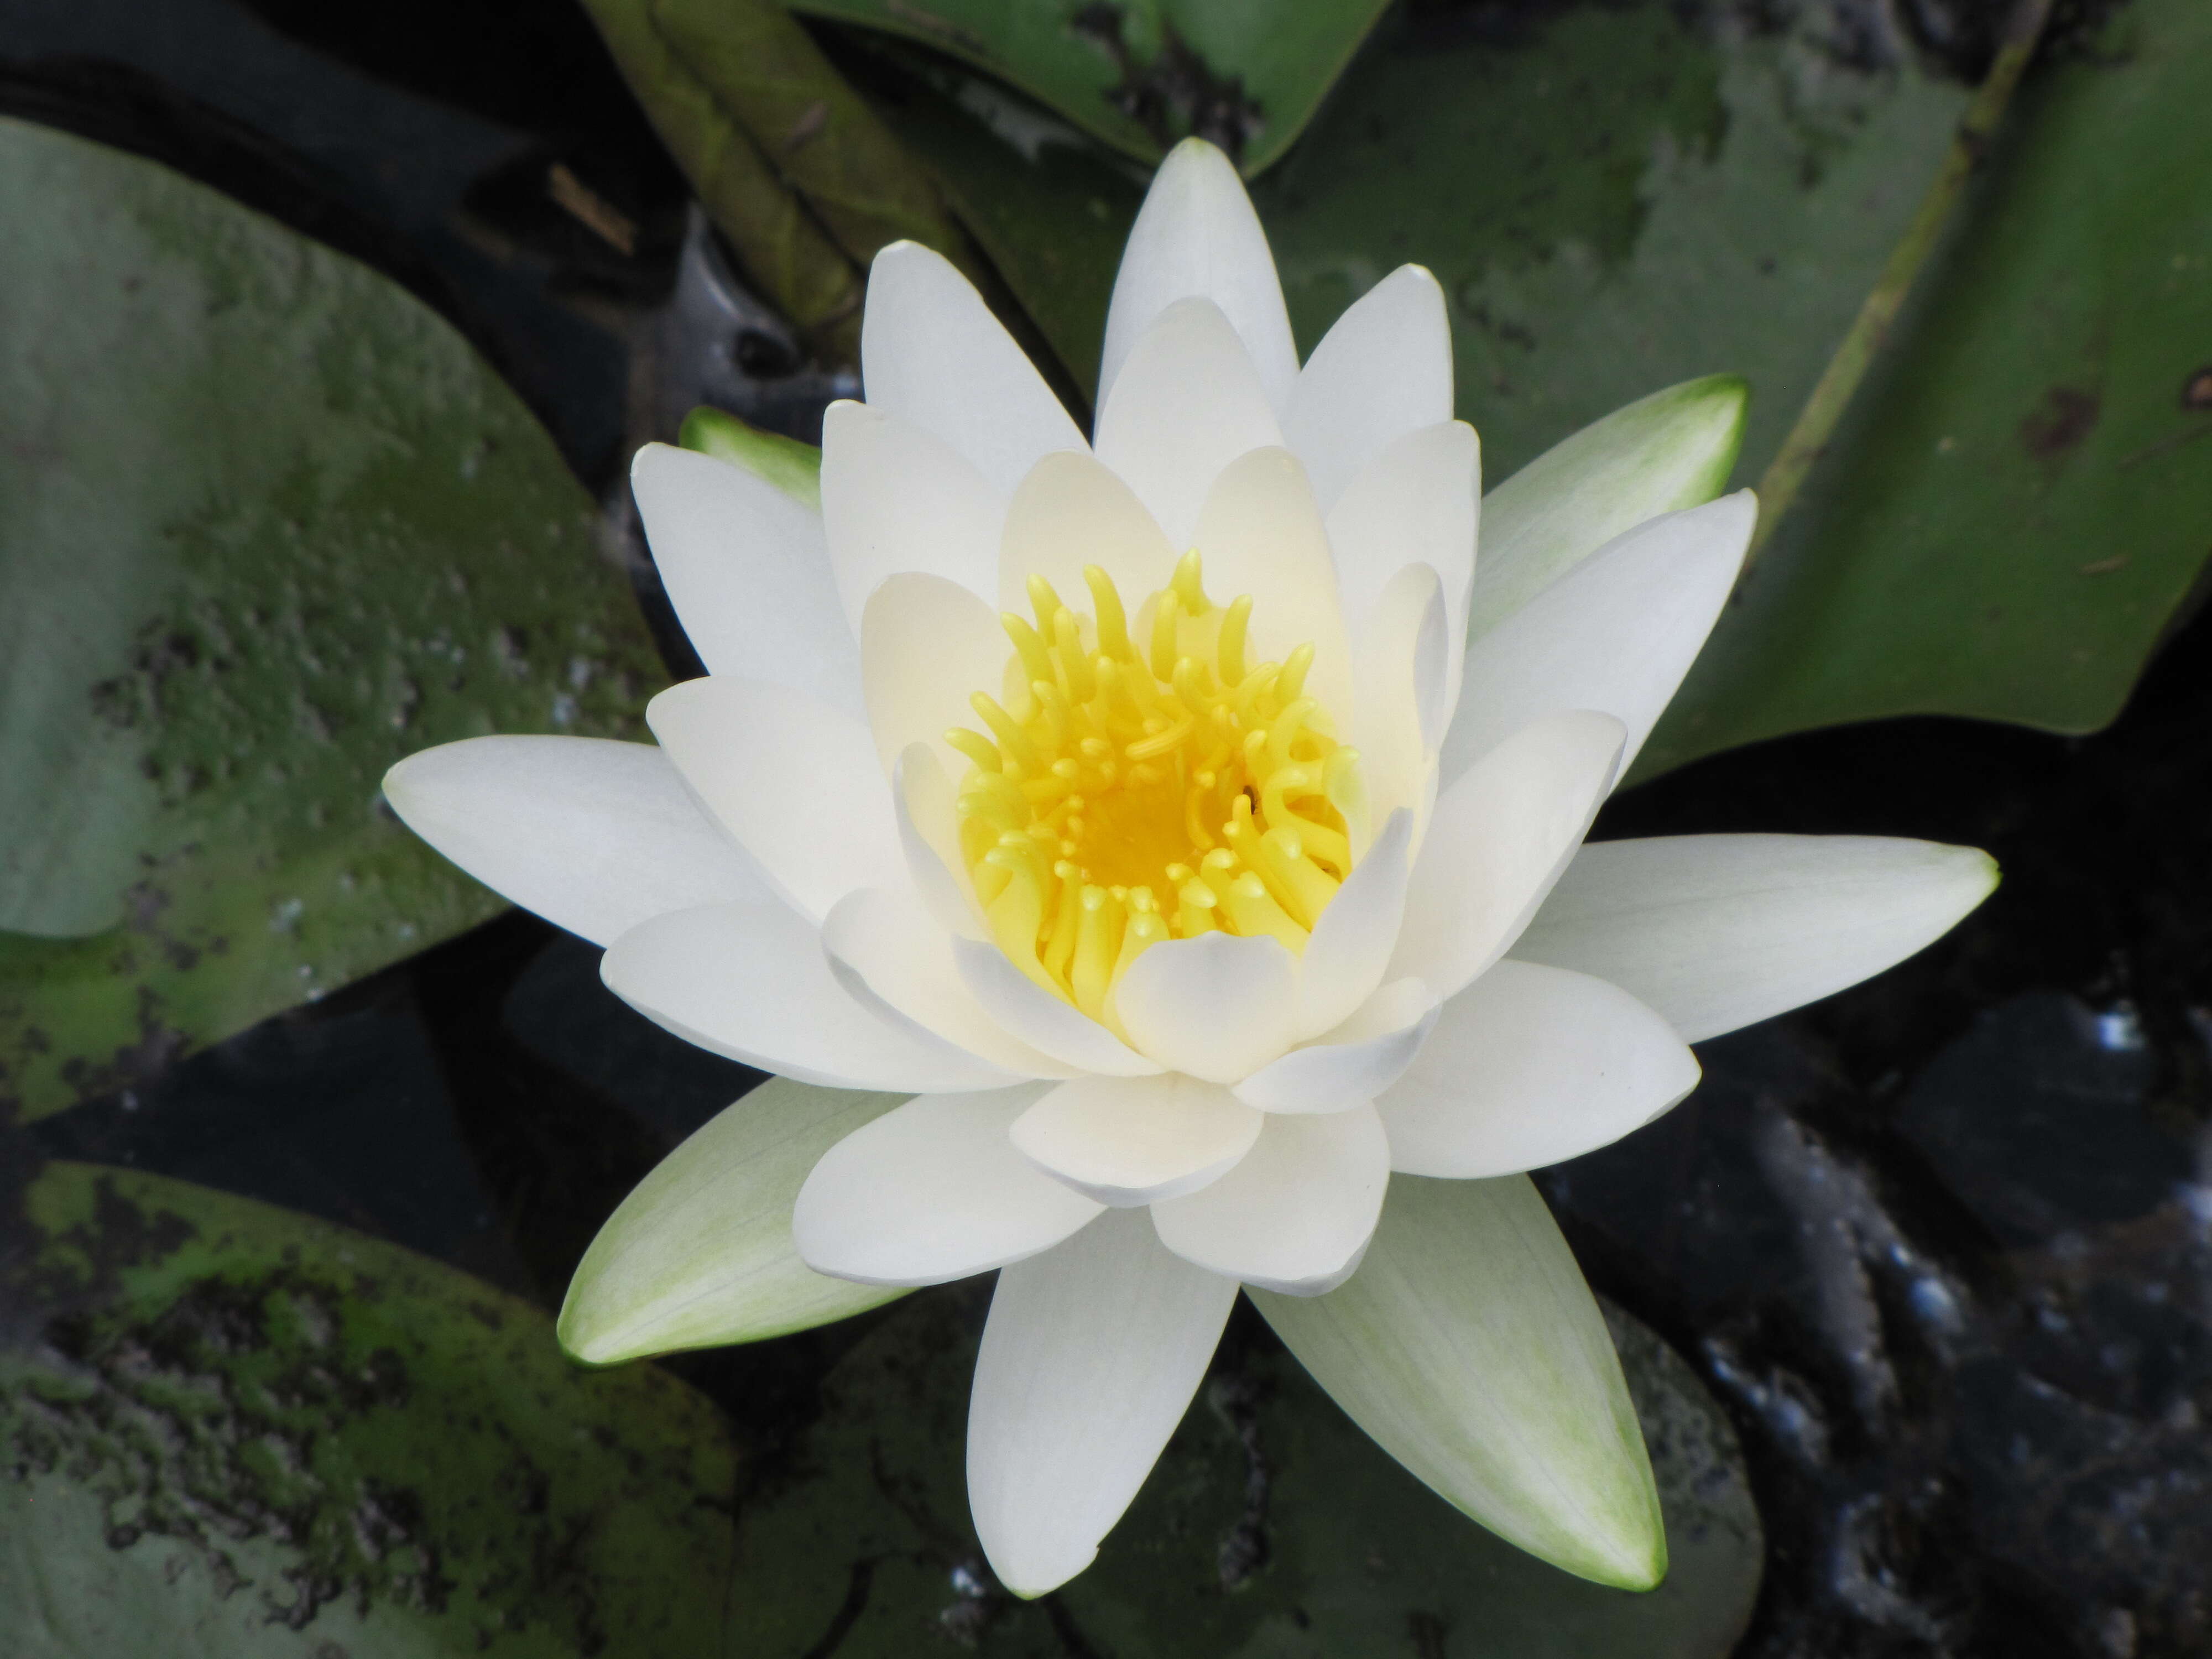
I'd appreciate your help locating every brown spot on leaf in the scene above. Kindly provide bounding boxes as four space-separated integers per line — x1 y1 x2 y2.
2019 386 2101 463
2184 368 2212 411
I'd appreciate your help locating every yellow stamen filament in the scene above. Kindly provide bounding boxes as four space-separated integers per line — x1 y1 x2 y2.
947 554 1360 1027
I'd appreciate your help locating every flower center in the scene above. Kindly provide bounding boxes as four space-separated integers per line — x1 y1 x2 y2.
947 552 1362 1027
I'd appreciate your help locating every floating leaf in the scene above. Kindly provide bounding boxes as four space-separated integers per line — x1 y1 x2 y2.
0 119 662 1124
722 1280 1761 1656
795 0 1392 175
1643 0 2212 772
0 1160 736 1656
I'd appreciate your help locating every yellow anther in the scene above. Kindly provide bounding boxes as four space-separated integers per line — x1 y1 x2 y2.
1042 861 1082 988
1084 566 1131 660
1258 825 1339 930
1171 549 1211 615
1027 574 1066 633
1113 905 1167 986
1071 886 1121 1021
1127 712 1196 763
946 727 1001 774
971 692 1039 771
1278 643 1313 705
1052 609 1096 702
1149 591 1181 684
1225 871 1308 952
1001 613 1055 691
1175 878 1221 936
1219 594 1252 686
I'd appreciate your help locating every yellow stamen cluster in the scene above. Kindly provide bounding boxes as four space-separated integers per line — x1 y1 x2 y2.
949 551 1362 1029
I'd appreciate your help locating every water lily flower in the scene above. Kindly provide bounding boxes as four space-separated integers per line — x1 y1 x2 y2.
385 139 1995 1597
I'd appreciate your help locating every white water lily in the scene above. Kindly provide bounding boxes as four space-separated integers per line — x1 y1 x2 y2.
385 139 1996 1597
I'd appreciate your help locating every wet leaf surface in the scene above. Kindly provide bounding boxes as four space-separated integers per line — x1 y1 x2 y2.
0 1159 739 1656
0 118 662 1125
723 1284 1761 1658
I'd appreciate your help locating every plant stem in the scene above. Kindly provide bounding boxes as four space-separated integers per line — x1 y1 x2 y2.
1744 0 2059 568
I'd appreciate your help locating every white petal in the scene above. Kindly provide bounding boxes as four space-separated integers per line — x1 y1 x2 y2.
895 744 979 937
558 1078 910 1364
630 443 860 714
1188 446 1354 720
861 240 1087 497
953 938 1164 1077
647 676 901 923
1234 979 1439 1115
1093 298 1282 550
1296 808 1413 1039
1352 565 1448 836
1252 1175 1665 1589
1512 834 2001 1043
1442 493 1754 788
1326 420 1479 645
1378 960 1699 1177
601 900 1013 1092
1114 931 1298 1083
1151 1105 1390 1294
1010 1073 1263 1207
383 736 765 948
1282 265 1454 513
860 571 1009 774
1473 373 1748 638
1098 137 1297 415
1390 711 1625 1003
791 1085 1101 1285
821 886 1071 1078
997 448 1178 618
820 400 1002 634
969 1208 1240 1596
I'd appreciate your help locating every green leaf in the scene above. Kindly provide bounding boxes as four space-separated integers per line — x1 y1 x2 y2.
1473 375 1747 639
0 1160 737 1655
1642 0 2212 773
0 119 664 1126
722 1279 1759 1655
1254 1175 1665 1590
794 0 1394 176
679 405 823 508
559 1077 910 1365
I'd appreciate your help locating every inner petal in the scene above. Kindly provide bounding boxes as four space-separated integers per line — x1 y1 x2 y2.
946 551 1367 1035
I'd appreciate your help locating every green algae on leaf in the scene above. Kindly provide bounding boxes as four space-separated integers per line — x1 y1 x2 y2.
0 1161 738 1657
0 118 662 1125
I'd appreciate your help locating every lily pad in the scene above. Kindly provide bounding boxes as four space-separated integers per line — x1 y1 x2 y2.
0 1159 737 1656
1643 0 2212 771
724 1283 1761 1656
0 118 662 1125
794 0 1391 175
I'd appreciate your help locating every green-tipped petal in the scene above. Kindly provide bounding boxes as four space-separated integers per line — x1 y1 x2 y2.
559 1077 909 1364
1471 374 1747 638
679 404 823 509
1253 1174 1666 1589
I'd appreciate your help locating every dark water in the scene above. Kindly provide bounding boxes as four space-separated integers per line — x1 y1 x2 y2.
10 0 2209 1652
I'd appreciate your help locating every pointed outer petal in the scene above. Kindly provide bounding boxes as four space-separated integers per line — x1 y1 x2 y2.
791 1084 1102 1286
647 676 902 924
1188 447 1354 721
1010 1073 1264 1207
970 1209 1239 1597
1378 960 1700 1178
1113 931 1299 1083
1282 266 1454 514
1389 711 1625 1005
821 886 1074 1079
952 937 1164 1078
861 241 1087 498
1441 493 1754 791
1324 421 1479 646
896 744 980 938
1513 834 2001 1044
1471 373 1749 638
382 736 765 948
997 449 1179 619
1296 808 1413 1040
602 901 1013 1091
1252 1174 1666 1589
1235 980 1439 1115
1152 1104 1391 1294
860 571 1009 775
820 400 1003 635
558 1078 911 1364
1093 299 1284 551
630 443 860 715
1354 564 1449 836
1098 137 1297 417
